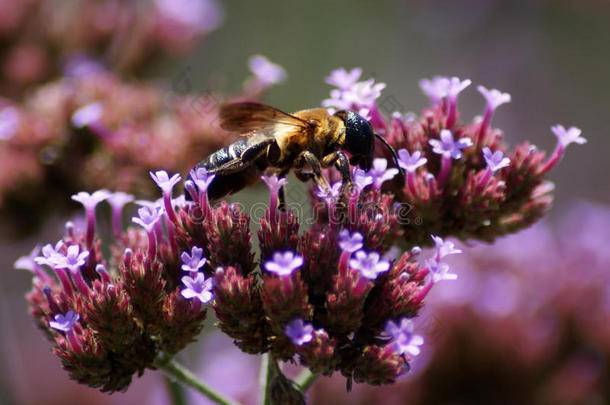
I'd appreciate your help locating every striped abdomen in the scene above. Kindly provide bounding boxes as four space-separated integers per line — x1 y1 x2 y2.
187 138 270 201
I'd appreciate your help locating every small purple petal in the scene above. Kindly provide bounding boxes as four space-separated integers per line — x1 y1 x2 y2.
181 273 214 303
0 106 20 140
71 102 103 128
385 318 424 357
189 167 216 193
426 259 458 282
397 149 427 173
106 192 134 210
349 250 390 280
49 310 80 333
264 251 303 276
353 168 373 192
368 158 399 189
315 181 342 203
482 147 510 172
261 174 287 194
53 245 90 273
150 170 182 194
325 67 362 90
132 205 164 231
14 245 41 272
551 125 586 148
338 229 364 253
155 0 224 32
284 318 314 346
419 76 450 104
429 130 472 160
249 55 286 85
431 235 462 260
181 246 207 272
477 85 511 110
71 190 111 211
446 77 471 98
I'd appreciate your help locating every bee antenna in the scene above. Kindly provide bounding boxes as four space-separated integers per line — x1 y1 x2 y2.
375 133 404 175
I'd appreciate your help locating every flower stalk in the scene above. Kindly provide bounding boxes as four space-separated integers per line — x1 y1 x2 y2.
153 353 240 405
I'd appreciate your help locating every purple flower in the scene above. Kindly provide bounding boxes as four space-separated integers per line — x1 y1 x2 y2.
34 241 65 267
419 76 450 104
150 170 181 194
155 0 224 32
323 76 386 109
315 181 342 203
264 251 304 276
477 85 511 111
261 174 287 194
353 168 373 191
429 129 473 159
431 235 462 260
447 77 472 99
14 245 41 272
322 88 352 110
345 78 386 106
181 273 214 303
71 102 103 128
397 149 427 173
482 147 510 172
49 310 80 333
349 250 390 280
248 55 286 86
368 158 399 189
107 192 134 210
0 106 20 140
284 318 314 346
385 318 424 357
189 167 216 193
132 205 164 232
54 245 90 274
551 125 586 148
338 229 364 253
62 54 106 78
71 190 111 211
325 67 362 90
426 259 458 282
181 246 207 272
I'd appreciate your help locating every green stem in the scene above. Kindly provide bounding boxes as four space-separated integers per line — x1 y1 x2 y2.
258 353 270 405
164 374 187 405
296 369 319 392
154 353 240 405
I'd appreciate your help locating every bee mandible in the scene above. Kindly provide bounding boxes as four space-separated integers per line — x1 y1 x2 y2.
186 102 401 206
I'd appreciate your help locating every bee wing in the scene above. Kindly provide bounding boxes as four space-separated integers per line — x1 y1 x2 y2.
219 102 312 136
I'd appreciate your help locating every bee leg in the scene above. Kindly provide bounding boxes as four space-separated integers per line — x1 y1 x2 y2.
321 151 353 195
277 170 289 211
295 151 330 192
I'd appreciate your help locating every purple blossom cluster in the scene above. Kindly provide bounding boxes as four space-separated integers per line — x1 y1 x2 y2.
19 184 216 392
16 68 583 400
321 68 585 246
20 166 449 391
305 201 610 404
0 0 223 98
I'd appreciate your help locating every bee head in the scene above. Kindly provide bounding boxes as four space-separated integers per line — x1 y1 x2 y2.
334 110 375 170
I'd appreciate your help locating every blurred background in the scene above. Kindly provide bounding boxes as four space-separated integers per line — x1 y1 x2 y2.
1 0 608 404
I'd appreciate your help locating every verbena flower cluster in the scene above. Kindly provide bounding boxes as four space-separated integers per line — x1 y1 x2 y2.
0 56 284 234
306 201 610 404
0 0 223 97
321 69 585 246
20 167 456 391
17 70 582 396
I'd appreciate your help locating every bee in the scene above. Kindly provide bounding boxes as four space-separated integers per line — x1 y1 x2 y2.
187 102 401 205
